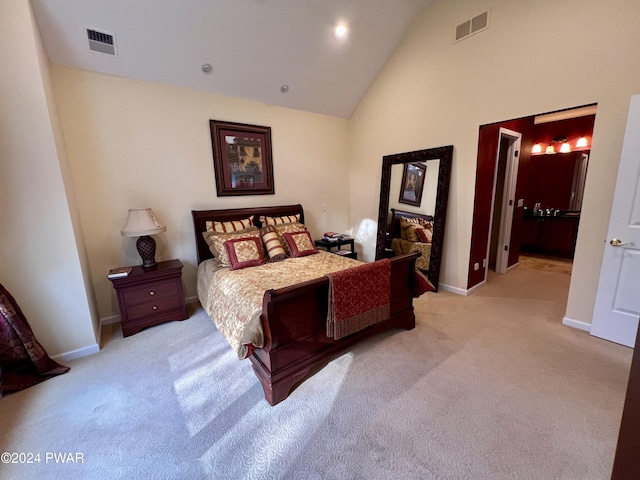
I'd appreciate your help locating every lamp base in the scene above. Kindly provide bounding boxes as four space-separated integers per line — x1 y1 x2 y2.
136 235 157 268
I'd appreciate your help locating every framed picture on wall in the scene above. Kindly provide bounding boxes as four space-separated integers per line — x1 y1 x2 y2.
209 120 275 196
399 162 427 207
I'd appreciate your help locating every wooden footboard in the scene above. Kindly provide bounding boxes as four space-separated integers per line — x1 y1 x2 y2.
249 251 419 405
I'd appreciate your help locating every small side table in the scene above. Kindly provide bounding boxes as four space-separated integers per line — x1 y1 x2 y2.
314 237 358 260
109 259 189 337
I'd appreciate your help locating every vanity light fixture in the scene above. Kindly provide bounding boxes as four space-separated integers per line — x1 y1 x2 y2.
545 144 555 154
560 142 571 153
532 143 542 154
576 136 588 148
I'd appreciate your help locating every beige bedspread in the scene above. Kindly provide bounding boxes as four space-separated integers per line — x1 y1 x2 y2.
391 237 431 271
197 251 361 359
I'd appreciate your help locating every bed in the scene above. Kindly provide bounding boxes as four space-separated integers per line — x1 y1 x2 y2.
387 208 434 272
192 204 420 405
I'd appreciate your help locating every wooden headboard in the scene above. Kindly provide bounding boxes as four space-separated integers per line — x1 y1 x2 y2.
191 204 304 264
388 208 434 239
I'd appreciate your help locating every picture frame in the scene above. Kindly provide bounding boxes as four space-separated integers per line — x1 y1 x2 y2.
399 162 427 207
209 120 274 196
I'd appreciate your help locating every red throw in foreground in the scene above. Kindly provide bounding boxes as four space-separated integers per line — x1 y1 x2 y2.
327 259 391 340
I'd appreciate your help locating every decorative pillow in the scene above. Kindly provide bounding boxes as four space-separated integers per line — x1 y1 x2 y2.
416 227 433 244
260 214 301 226
224 237 266 270
274 222 307 254
202 227 260 265
283 231 319 257
260 225 287 261
399 217 421 240
205 217 253 233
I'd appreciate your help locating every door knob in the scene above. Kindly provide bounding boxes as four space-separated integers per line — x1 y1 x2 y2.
610 238 631 247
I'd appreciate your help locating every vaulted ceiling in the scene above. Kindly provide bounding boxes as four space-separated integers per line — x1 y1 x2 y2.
32 0 436 118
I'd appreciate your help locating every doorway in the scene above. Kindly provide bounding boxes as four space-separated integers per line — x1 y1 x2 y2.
467 104 597 292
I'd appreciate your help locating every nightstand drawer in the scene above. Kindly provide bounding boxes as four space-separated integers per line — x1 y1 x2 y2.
126 295 183 321
122 280 178 305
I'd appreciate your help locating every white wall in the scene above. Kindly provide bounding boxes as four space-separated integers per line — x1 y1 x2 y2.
0 1 98 357
348 0 640 326
51 67 350 320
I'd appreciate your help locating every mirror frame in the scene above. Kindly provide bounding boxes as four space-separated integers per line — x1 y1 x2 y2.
375 145 453 292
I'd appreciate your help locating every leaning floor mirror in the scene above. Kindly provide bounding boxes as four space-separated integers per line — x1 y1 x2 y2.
375 146 453 292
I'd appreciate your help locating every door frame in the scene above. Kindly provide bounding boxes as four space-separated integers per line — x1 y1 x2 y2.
485 128 522 277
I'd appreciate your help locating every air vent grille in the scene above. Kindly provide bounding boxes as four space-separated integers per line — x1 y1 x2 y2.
454 10 490 43
87 28 116 56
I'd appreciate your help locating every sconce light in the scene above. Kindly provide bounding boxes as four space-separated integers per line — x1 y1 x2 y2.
121 208 166 267
532 143 542 154
576 136 588 148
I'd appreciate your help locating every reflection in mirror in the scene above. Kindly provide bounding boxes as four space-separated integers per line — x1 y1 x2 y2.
375 146 453 292
391 161 440 216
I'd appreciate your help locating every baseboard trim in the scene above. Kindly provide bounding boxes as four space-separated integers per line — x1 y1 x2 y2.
185 295 198 306
562 317 591 332
51 343 100 362
439 283 471 296
101 314 120 326
466 280 486 296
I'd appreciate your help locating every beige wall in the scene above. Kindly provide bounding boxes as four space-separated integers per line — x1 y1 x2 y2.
0 1 97 357
51 67 350 320
349 0 640 326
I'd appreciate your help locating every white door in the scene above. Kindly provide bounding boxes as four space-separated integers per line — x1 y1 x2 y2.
591 95 640 347
488 128 521 275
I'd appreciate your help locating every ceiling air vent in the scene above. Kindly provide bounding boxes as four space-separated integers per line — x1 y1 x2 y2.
454 10 490 43
87 28 116 56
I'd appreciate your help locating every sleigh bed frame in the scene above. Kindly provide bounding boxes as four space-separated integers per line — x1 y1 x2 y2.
192 204 419 405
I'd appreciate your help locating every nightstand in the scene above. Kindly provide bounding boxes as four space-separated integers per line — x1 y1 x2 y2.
109 259 189 337
314 237 358 260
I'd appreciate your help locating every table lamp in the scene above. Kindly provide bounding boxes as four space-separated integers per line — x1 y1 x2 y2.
120 208 166 267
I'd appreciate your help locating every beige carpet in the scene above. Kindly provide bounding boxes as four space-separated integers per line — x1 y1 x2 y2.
518 253 574 276
0 263 632 479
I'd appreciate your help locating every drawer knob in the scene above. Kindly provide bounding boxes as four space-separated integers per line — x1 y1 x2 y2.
149 291 155 295
152 305 158 310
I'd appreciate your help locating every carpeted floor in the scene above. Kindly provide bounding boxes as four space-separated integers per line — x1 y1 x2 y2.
0 263 632 479
518 253 574 276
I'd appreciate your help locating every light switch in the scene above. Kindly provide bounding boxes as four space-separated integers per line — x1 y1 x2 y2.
517 198 524 208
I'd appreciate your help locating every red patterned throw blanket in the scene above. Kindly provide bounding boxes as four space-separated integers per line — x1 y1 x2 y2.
326 259 391 340
0 283 69 397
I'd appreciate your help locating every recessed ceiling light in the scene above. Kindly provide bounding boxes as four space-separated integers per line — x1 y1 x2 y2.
334 23 348 39
201 63 213 74
280 84 289 94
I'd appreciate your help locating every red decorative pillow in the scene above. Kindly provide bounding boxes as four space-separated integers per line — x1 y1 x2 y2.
416 227 432 244
224 237 266 270
282 231 319 257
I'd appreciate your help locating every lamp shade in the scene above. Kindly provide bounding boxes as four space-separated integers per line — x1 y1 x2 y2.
121 208 166 237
